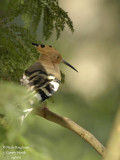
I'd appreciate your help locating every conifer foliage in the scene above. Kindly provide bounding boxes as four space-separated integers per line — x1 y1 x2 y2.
0 0 74 82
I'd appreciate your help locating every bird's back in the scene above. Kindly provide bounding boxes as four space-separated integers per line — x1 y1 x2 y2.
21 62 60 102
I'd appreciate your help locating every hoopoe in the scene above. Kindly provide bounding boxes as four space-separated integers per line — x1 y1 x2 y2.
20 43 78 122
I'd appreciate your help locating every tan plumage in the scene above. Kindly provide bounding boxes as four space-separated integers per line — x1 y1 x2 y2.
21 43 78 102
36 44 62 80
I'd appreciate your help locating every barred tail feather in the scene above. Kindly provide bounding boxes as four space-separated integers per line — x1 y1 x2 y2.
19 108 34 125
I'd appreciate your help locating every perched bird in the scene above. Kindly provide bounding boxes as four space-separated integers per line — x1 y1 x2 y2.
20 43 78 122
21 43 78 102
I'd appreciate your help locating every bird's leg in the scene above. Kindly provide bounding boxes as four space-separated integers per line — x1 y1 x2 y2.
40 101 48 118
41 101 48 108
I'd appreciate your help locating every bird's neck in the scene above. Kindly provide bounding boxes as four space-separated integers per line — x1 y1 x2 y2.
39 58 61 80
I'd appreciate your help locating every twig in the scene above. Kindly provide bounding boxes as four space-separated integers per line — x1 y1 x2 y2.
34 106 105 157
103 106 120 160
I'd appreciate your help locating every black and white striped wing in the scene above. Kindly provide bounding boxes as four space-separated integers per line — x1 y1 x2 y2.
21 62 60 101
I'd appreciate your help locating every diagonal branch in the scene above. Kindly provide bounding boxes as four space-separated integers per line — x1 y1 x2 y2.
103 106 120 160
34 106 105 157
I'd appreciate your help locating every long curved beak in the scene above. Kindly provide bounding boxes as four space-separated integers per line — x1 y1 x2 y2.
62 60 78 72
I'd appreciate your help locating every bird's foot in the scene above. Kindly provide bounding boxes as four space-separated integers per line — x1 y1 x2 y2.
41 101 48 109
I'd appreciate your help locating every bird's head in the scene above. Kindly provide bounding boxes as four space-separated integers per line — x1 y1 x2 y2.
32 43 78 72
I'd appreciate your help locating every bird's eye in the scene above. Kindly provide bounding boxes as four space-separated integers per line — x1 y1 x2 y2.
56 56 60 59
41 44 45 48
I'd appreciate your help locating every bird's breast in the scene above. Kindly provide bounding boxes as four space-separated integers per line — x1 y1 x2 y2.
39 60 61 81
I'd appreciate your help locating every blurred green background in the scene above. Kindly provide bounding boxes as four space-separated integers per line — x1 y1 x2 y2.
0 0 120 160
